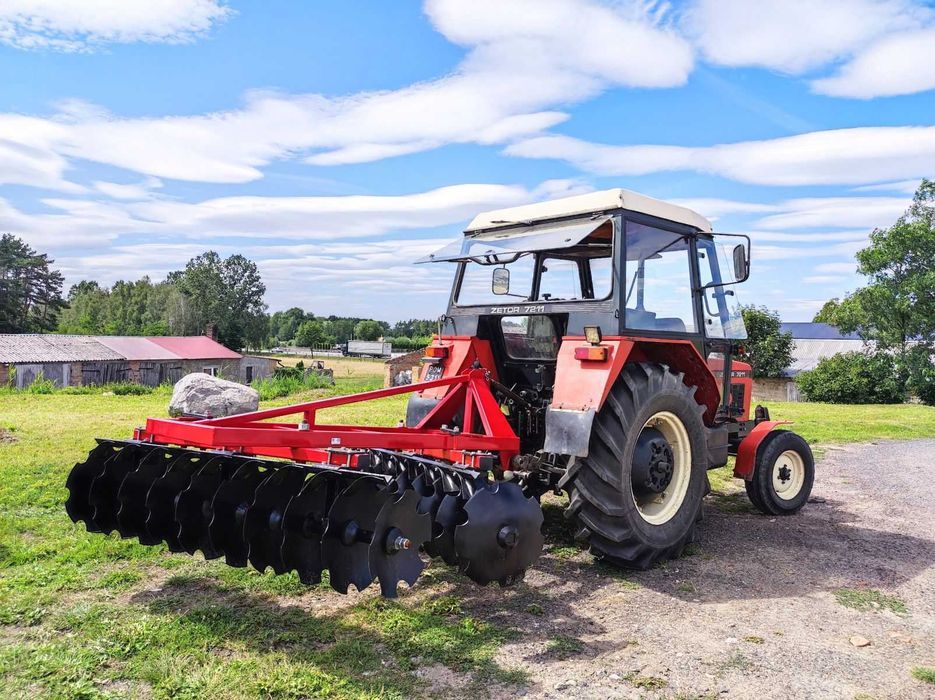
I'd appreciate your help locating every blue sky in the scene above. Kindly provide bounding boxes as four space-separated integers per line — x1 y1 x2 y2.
1 0 933 321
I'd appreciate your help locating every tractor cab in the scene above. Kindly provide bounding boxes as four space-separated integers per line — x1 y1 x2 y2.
418 189 753 451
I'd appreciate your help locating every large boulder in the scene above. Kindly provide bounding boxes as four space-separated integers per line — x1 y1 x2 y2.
169 373 260 418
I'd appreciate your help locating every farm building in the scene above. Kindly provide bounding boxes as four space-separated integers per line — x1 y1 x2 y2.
753 322 864 402
0 335 278 389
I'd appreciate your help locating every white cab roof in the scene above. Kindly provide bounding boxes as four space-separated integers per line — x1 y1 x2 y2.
465 188 712 234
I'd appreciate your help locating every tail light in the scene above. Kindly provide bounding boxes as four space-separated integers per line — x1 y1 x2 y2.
574 345 608 362
424 345 449 359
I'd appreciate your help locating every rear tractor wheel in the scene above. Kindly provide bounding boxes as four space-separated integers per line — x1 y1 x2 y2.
744 430 814 515
562 363 708 570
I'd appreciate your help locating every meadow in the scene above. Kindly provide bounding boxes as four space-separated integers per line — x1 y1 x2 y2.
1 358 934 698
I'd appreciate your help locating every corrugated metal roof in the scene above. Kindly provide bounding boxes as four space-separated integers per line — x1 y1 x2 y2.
0 335 124 363
780 322 861 340
148 336 242 360
94 336 182 361
786 338 866 375
0 334 242 363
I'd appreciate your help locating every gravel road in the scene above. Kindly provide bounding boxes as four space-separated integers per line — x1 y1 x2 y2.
429 440 935 699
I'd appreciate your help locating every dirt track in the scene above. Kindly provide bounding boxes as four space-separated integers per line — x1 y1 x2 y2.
429 440 935 699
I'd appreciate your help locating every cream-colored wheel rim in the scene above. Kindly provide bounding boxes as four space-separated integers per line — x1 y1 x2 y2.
633 411 692 525
772 449 805 501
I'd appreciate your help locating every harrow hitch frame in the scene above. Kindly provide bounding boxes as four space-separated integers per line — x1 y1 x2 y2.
135 368 519 469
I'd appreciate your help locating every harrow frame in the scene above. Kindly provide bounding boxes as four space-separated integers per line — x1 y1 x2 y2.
134 368 519 468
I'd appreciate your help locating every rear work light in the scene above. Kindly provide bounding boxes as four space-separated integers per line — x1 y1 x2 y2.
574 345 608 362
424 345 449 359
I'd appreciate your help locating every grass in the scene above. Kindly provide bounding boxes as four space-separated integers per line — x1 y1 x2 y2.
912 667 935 684
2 363 933 697
0 369 518 698
755 400 935 445
623 672 668 690
834 587 908 615
546 635 584 658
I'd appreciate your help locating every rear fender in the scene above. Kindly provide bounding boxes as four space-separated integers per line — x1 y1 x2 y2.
544 336 722 457
733 421 791 480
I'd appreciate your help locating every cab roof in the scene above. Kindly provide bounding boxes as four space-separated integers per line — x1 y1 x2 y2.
465 188 712 234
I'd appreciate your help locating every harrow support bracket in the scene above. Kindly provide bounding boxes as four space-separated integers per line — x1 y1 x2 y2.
136 368 519 469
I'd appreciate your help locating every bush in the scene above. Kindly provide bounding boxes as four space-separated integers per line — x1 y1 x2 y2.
252 369 333 400
796 351 905 404
109 382 154 396
907 346 935 406
25 376 56 394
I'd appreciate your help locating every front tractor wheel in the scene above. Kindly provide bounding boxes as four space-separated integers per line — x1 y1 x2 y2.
745 430 814 515
562 363 708 570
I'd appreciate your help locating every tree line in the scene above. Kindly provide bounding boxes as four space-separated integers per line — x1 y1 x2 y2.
0 234 435 351
272 309 436 350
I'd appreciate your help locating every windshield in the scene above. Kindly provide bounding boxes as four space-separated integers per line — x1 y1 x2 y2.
697 237 747 340
455 219 613 306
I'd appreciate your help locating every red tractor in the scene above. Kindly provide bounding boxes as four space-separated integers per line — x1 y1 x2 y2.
66 188 814 597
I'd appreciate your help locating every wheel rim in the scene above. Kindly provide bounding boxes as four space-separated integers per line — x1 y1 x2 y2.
631 411 691 525
772 449 805 501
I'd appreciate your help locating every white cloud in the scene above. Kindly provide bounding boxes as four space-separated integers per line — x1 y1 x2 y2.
754 196 909 230
682 0 927 73
0 0 232 51
505 126 935 186
812 27 935 98
92 177 163 200
0 1 692 188
852 179 922 194
814 261 858 274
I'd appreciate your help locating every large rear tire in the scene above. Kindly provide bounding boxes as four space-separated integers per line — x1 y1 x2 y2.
562 363 708 569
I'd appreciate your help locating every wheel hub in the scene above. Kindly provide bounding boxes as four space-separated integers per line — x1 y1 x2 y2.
632 427 675 496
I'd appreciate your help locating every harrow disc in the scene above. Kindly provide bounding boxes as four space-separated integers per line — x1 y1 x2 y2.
175 455 248 558
116 448 183 543
208 461 271 567
369 486 431 598
244 465 307 574
430 475 483 565
280 470 341 584
454 480 544 586
65 441 123 531
322 478 388 594
145 452 208 551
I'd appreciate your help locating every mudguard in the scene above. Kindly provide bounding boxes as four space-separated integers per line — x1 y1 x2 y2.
733 420 791 480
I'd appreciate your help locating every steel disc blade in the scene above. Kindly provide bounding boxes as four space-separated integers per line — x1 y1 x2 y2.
280 470 341 585
145 452 207 551
369 487 431 598
175 456 244 558
322 477 388 594
208 461 271 567
244 465 307 573
65 442 123 530
87 443 157 534
115 448 179 543
454 481 545 587
415 471 447 558
430 493 466 565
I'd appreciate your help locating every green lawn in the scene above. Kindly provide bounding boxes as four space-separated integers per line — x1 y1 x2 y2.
1 375 934 698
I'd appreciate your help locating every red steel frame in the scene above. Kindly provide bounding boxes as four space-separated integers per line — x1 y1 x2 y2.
135 368 519 469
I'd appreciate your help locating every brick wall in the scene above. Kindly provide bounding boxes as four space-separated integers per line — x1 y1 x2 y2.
384 349 424 387
753 377 800 402
0 363 8 387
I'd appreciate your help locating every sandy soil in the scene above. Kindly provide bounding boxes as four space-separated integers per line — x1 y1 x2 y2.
437 440 935 699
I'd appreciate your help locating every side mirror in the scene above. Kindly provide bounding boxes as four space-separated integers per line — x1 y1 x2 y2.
492 267 510 295
732 244 748 281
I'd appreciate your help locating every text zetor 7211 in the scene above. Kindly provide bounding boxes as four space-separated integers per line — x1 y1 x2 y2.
66 188 815 597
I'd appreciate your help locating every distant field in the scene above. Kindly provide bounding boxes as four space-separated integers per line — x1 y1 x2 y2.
1 374 934 698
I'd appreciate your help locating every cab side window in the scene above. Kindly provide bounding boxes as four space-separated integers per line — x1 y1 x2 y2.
624 222 696 333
